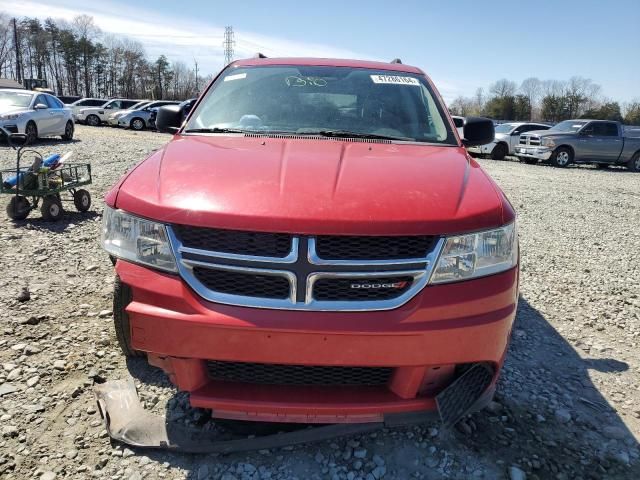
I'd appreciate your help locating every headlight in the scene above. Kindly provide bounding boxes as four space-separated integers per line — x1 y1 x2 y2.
540 137 555 148
1 113 22 120
102 206 177 272
430 223 517 283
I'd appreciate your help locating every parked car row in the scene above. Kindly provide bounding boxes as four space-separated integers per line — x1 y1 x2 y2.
65 97 187 131
467 118 640 172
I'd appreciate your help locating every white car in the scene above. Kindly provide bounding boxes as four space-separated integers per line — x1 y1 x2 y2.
76 99 144 126
115 100 180 130
107 101 151 126
68 97 108 119
467 122 551 160
0 89 74 143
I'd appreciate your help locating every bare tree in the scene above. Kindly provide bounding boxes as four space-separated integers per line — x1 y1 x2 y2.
72 14 100 97
519 77 542 119
489 79 517 99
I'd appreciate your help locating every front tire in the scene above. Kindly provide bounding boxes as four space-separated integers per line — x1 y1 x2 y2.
491 143 508 160
86 114 100 127
73 189 91 211
40 195 63 221
130 118 145 131
6 196 30 220
25 121 38 144
627 152 640 172
61 121 74 140
113 276 143 357
551 147 573 168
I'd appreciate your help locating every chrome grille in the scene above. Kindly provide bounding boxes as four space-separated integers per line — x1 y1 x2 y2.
168 227 444 311
207 361 393 386
519 135 541 146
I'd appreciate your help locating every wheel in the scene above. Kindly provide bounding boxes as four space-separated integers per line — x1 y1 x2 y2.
130 118 145 131
113 276 143 357
491 143 508 160
551 147 573 168
61 121 74 140
25 121 38 144
523 158 538 165
73 189 91 211
86 114 101 127
40 195 63 221
6 195 30 220
627 152 640 172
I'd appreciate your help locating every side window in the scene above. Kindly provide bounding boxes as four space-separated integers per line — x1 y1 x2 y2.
591 122 618 136
90 99 105 107
537 125 550 130
45 96 63 108
581 123 595 135
123 101 137 109
34 95 48 107
603 123 619 136
77 100 90 106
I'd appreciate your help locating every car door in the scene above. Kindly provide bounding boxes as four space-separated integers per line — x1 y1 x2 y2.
579 122 622 162
30 94 54 135
45 95 66 133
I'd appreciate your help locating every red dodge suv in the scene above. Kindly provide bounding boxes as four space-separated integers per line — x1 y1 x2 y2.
102 57 518 426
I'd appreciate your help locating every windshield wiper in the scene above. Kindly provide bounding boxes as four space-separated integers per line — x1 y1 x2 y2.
297 129 414 141
183 127 250 134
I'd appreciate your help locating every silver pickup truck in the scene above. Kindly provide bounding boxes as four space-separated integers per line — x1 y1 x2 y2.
515 120 640 171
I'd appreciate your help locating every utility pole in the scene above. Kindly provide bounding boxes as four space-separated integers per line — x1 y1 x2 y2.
223 26 235 66
12 18 22 84
193 58 199 93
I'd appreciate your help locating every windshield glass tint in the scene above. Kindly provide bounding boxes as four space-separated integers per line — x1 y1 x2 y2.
494 123 515 134
550 120 587 132
0 91 34 109
187 66 456 144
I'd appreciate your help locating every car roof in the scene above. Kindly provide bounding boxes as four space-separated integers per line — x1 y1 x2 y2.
0 88 34 94
232 57 424 75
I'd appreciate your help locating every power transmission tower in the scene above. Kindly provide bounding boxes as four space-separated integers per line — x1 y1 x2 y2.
223 26 235 66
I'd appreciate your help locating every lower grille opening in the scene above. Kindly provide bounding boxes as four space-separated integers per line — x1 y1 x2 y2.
193 267 290 299
206 361 393 386
313 276 414 301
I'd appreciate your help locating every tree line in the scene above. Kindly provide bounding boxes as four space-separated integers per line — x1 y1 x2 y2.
449 77 640 125
0 12 213 101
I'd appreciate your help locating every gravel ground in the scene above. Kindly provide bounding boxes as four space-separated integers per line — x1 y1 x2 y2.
0 125 639 480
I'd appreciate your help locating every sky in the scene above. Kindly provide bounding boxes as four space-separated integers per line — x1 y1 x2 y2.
3 0 639 103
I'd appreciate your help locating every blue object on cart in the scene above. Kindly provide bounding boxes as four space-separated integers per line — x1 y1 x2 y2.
4 154 61 187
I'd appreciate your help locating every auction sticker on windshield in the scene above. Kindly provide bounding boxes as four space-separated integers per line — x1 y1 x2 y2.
370 75 419 86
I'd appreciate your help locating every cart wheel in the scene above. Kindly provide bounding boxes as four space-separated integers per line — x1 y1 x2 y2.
73 189 92 212
6 195 30 220
41 195 63 221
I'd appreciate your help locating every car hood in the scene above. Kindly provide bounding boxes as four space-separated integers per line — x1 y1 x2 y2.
525 129 565 137
0 106 30 116
112 135 511 235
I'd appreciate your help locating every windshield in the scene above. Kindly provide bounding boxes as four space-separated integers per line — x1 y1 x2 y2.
549 120 587 132
494 123 516 134
0 91 34 110
186 65 456 144
130 102 149 110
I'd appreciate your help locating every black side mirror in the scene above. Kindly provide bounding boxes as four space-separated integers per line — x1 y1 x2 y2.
453 117 464 128
462 117 495 147
156 104 182 133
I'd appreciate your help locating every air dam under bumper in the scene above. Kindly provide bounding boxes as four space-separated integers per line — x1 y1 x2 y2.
117 261 518 423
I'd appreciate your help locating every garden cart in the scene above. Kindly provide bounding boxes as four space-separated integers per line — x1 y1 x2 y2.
1 128 92 221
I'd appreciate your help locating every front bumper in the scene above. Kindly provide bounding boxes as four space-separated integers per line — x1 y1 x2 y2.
118 118 131 127
108 117 121 126
515 146 552 160
117 260 518 423
467 142 496 155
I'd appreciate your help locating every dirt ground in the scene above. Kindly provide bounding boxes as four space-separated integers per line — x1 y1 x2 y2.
1 125 639 479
